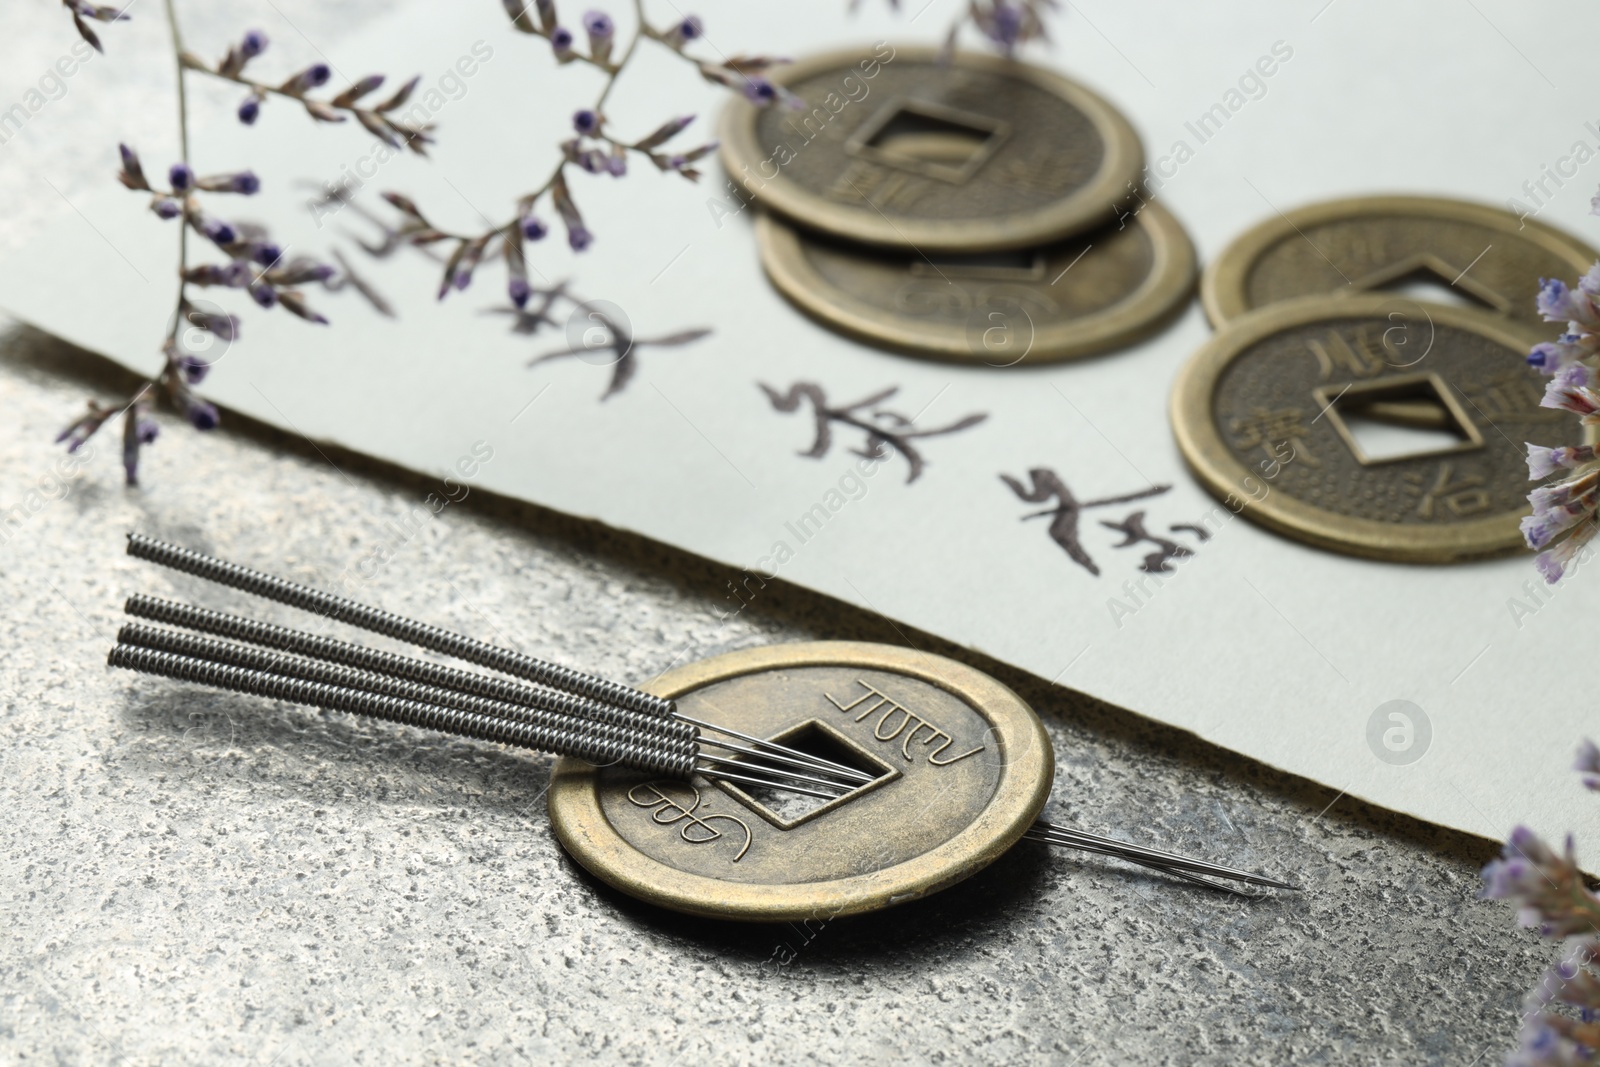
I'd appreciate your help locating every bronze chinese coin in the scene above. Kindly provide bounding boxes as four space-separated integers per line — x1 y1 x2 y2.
755 201 1195 365
1202 195 1600 328
547 641 1053 922
718 45 1143 253
1170 294 1576 562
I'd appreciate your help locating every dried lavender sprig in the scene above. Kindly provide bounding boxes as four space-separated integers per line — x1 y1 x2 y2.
1519 265 1600 581
178 30 432 154
62 0 129 55
855 0 1059 57
1482 742 1600 1067
53 3 351 485
392 1 780 307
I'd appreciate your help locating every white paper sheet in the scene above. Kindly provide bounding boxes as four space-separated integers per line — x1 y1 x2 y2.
4 0 1597 851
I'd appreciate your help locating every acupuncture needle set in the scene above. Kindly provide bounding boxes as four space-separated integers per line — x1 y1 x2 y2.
110 535 1292 920
107 44 1600 922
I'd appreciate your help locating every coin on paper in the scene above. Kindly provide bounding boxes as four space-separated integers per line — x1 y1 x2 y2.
548 642 1052 922
1201 195 1600 328
1171 294 1575 563
755 200 1196 365
719 45 1143 253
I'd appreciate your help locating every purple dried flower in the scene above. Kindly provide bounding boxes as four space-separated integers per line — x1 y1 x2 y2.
197 170 260 195
742 77 778 106
250 283 278 309
136 415 159 444
583 10 614 63
520 215 548 241
238 93 262 125
568 225 593 252
285 63 332 94
252 242 283 267
668 16 703 45
1543 363 1600 416
180 355 210 384
508 276 532 308
573 109 601 135
605 150 626 177
1527 444 1598 480
986 2 1025 52
1579 739 1600 792
1538 276 1600 331
198 217 238 247
551 27 575 58
117 143 149 190
168 162 193 191
150 196 182 220
241 29 268 57
1528 335 1591 375
185 398 220 431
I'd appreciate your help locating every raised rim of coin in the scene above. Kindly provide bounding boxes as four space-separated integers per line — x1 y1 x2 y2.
1200 194 1600 327
1171 294 1548 563
718 46 1144 252
755 202 1196 364
547 641 1054 922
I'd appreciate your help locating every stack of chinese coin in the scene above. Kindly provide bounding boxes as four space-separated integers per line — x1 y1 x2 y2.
719 44 1197 366
1172 196 1600 562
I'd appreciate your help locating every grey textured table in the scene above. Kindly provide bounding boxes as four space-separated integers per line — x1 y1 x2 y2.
0 322 1554 1066
0 2 1554 1064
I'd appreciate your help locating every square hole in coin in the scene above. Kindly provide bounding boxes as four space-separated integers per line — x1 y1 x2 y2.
847 98 1009 184
910 248 1048 281
710 719 897 831
1316 372 1485 466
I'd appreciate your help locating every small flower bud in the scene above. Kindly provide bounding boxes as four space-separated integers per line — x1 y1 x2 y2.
238 93 262 125
198 217 238 246
185 398 220 431
508 277 532 308
285 63 332 94
667 16 702 46
180 355 210 384
583 10 614 63
520 215 548 241
568 225 593 252
240 29 268 57
573 109 601 135
252 242 283 267
250 284 278 308
117 143 149 190
551 27 575 60
197 170 261 195
742 78 778 106
150 196 182 220
168 162 194 190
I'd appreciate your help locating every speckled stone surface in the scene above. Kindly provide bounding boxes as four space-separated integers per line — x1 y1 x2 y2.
0 2 1563 1064
0 322 1560 1066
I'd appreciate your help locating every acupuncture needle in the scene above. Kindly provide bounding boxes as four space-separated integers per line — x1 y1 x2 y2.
119 536 1299 892
107 638 851 798
685 754 1294 892
121 535 867 788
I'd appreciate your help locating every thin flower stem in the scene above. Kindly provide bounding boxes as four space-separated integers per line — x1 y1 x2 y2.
446 3 696 248
163 0 190 348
